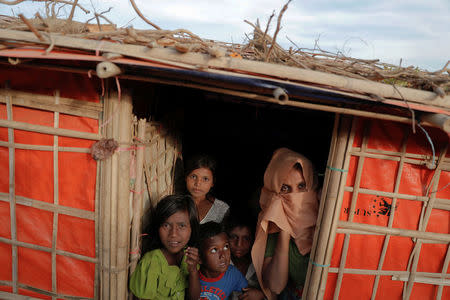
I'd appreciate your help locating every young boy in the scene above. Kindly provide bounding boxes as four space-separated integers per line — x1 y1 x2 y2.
198 221 247 300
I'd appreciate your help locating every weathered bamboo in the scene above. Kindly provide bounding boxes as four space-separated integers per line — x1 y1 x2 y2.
0 119 101 140
0 141 91 153
94 147 101 300
304 115 351 300
0 88 103 119
337 221 450 243
116 91 133 299
420 113 450 132
0 193 95 220
393 274 450 286
316 118 356 299
333 122 370 300
349 150 437 166
6 90 18 294
327 268 450 278
1 29 448 108
436 245 450 299
130 118 146 274
51 91 60 300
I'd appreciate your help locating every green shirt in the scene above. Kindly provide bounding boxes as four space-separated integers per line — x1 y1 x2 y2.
264 233 309 287
129 249 189 300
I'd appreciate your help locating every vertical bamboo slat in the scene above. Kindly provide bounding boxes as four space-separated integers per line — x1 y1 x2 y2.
436 245 450 300
6 90 18 294
116 91 133 299
316 117 357 299
304 114 351 300
130 119 146 274
51 91 60 300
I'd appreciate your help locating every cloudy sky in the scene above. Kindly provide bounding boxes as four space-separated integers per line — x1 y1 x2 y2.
1 0 449 71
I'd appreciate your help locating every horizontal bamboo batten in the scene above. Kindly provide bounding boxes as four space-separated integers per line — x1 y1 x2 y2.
327 268 450 279
0 89 103 119
0 193 95 220
0 29 448 109
0 119 101 140
0 282 94 300
337 221 450 243
0 236 97 263
0 141 90 153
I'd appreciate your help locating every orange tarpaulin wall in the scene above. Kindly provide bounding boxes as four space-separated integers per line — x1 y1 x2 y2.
0 66 100 299
325 119 450 299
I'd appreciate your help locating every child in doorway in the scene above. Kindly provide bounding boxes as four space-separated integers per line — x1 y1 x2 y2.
198 221 247 300
129 194 201 300
226 214 265 300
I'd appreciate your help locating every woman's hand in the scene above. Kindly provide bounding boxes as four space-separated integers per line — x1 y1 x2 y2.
184 247 199 273
238 287 265 300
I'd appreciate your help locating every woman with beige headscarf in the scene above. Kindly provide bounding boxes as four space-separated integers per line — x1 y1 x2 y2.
251 148 319 300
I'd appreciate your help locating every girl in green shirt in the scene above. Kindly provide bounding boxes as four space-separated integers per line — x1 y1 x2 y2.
129 194 201 300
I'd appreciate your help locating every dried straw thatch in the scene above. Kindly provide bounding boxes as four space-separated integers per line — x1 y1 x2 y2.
0 0 449 95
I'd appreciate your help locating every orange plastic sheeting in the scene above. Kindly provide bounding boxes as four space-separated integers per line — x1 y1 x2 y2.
325 119 450 299
0 67 99 298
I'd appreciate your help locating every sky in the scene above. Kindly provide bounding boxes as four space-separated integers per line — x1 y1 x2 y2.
1 0 449 71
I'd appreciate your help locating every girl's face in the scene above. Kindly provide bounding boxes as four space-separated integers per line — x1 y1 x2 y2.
186 167 214 199
280 167 307 194
229 226 252 259
159 210 192 254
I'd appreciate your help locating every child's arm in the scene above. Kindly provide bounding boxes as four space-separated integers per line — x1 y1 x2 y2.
261 230 290 294
238 287 265 300
185 247 201 300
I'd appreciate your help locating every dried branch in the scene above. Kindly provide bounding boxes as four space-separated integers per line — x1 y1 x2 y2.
18 13 46 42
129 0 161 30
265 0 292 62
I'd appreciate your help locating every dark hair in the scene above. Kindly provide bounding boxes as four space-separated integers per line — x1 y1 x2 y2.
184 154 217 201
142 194 199 253
198 221 226 258
224 212 255 239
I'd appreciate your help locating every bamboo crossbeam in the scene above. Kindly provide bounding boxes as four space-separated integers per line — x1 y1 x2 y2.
0 236 98 263
0 141 91 153
351 147 448 162
0 285 94 300
348 150 434 166
0 119 101 140
436 246 450 299
0 193 95 220
0 89 103 120
327 268 450 279
335 228 445 244
337 221 450 243
393 274 450 286
0 29 448 109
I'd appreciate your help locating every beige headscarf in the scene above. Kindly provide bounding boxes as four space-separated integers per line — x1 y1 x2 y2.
251 148 319 299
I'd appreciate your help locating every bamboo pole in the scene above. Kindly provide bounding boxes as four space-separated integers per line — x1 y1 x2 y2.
333 122 370 300
0 141 91 153
337 221 450 243
116 91 133 299
1 29 448 108
436 245 450 299
304 115 351 300
0 88 102 119
6 90 18 294
316 118 357 299
51 91 60 300
0 119 101 140
420 113 450 132
327 268 450 278
130 119 146 274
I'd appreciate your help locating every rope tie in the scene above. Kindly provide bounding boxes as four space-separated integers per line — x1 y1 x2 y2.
327 166 347 172
309 259 330 268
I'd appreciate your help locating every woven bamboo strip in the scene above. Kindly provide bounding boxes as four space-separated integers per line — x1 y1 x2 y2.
333 121 370 300
116 91 133 299
0 89 102 119
0 119 101 140
51 91 60 300
327 268 450 278
100 88 113 300
6 91 18 294
304 115 351 300
337 221 450 243
130 118 146 274
0 236 98 263
348 150 437 166
0 141 91 153
93 152 100 300
1 29 447 108
404 241 423 299
436 245 450 299
370 130 409 300
0 193 95 220
316 117 357 299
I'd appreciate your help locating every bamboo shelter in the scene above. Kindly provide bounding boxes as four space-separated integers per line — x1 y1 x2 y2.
0 1 449 299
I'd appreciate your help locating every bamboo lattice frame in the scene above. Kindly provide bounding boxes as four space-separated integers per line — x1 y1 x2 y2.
305 116 450 300
0 89 102 299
